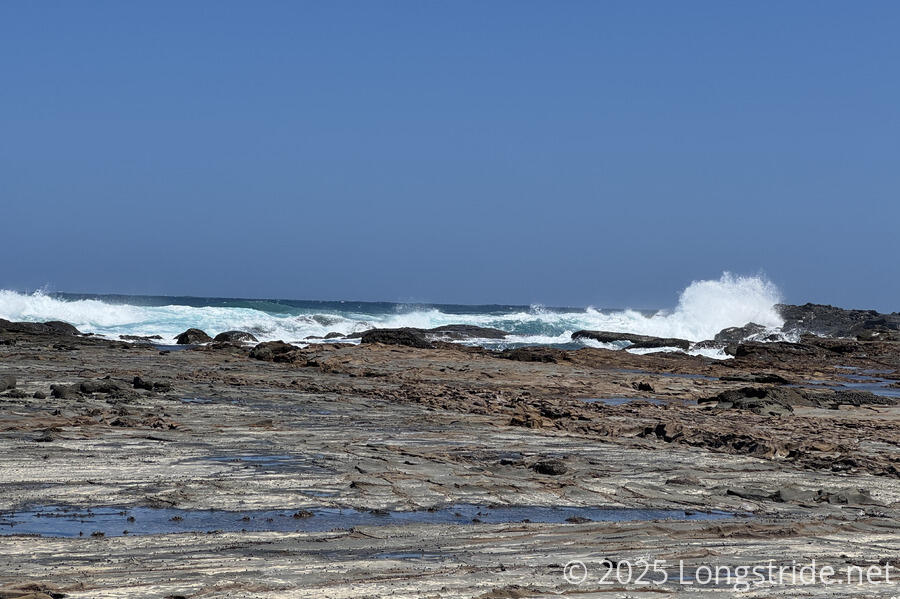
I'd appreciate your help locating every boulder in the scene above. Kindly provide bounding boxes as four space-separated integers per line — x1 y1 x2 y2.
324 332 345 339
359 328 434 349
249 340 299 362
572 330 691 351
50 384 80 399
213 330 259 343
175 328 212 344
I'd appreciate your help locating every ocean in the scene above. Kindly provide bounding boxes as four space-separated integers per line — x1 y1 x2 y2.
0 273 784 357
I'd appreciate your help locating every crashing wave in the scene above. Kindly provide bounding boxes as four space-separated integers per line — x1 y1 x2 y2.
0 273 784 354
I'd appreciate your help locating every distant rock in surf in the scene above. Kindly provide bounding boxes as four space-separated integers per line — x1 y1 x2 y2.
357 325 508 349
213 330 259 343
360 328 434 349
571 330 691 351
175 328 212 344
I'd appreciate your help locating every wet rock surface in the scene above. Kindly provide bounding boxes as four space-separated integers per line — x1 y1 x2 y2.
572 330 691 350
1 326 899 597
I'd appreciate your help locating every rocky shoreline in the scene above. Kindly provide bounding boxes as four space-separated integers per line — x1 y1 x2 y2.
1 302 900 598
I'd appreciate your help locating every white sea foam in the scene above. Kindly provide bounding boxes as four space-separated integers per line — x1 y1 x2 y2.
0 273 784 350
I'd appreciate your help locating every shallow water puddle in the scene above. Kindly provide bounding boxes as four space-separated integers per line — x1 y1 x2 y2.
803 374 900 398
0 504 736 538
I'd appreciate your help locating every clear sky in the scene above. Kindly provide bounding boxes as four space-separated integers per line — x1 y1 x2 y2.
2 2 898 310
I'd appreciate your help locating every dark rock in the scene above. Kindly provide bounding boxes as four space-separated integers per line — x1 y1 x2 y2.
652 422 684 442
572 330 691 351
509 408 546 428
690 339 726 350
700 386 802 416
634 381 654 392
0 374 16 391
213 330 259 343
0 318 81 336
152 382 173 393
43 320 82 335
120 334 163 341
324 332 345 339
291 509 314 519
713 323 767 344
360 328 434 349
50 384 80 400
800 389 897 409
133 376 154 391
857 329 900 342
727 341 824 359
174 328 212 344
3 389 28 398
33 391 46 399
426 325 508 340
531 459 568 475
705 385 896 414
497 347 568 363
249 340 300 362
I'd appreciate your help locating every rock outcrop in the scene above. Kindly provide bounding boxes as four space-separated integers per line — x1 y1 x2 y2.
351 325 507 347
360 328 434 349
0 319 81 336
572 330 691 351
778 303 900 338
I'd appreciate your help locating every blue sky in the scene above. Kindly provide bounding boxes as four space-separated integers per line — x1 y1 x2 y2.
2 2 898 309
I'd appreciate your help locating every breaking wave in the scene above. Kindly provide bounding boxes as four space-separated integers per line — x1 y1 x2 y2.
0 273 783 351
